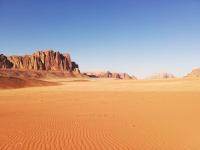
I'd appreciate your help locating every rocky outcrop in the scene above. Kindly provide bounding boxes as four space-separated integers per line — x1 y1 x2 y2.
83 71 136 79
0 54 13 69
146 72 175 80
185 68 200 78
0 50 80 73
119 73 137 79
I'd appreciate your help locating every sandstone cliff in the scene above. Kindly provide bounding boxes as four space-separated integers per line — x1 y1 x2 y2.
0 50 80 73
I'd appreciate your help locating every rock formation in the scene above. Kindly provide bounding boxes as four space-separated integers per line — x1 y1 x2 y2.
119 73 137 79
146 72 175 80
185 68 200 78
0 54 13 69
83 71 136 79
0 50 80 73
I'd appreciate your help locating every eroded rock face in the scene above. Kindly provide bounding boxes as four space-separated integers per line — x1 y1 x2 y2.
0 54 13 69
0 50 80 72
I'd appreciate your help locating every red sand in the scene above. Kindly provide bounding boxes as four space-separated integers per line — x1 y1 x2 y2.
0 78 200 150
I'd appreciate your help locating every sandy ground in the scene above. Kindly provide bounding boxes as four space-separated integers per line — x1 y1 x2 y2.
0 76 59 89
0 78 200 150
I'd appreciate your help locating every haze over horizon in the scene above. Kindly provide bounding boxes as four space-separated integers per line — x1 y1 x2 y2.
0 0 200 78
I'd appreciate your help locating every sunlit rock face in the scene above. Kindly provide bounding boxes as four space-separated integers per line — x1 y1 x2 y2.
0 50 79 73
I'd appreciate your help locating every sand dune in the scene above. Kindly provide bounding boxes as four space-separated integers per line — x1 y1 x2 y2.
0 76 58 89
0 79 200 149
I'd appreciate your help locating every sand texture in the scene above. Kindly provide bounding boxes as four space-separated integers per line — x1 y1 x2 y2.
0 76 59 89
0 78 200 150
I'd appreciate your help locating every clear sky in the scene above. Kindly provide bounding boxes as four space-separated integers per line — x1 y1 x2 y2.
0 0 200 78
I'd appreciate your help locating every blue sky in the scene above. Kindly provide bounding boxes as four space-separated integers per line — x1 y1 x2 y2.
0 0 200 78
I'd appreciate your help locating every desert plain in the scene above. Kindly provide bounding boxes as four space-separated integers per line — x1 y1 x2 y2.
0 78 200 150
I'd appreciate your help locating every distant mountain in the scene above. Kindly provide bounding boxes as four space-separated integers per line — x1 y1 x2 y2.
83 71 137 80
185 68 200 78
146 72 175 80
